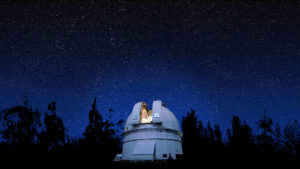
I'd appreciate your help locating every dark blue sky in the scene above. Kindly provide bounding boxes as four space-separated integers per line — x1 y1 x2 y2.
0 1 299 137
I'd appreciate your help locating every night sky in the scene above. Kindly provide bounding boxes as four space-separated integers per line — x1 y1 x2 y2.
0 1 299 137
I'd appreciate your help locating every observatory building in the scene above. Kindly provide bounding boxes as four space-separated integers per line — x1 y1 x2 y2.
120 100 183 161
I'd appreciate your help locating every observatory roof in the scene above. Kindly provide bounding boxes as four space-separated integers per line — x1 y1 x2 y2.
125 100 180 132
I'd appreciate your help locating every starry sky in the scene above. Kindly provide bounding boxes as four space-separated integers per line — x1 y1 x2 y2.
0 1 299 137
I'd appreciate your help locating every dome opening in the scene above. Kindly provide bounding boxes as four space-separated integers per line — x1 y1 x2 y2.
140 102 153 124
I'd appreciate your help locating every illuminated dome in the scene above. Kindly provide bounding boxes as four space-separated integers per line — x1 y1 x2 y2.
121 100 183 161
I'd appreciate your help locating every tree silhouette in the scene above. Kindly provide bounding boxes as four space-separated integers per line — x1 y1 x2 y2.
197 120 205 137
257 110 274 154
227 116 254 155
0 105 41 152
207 121 214 140
274 122 284 155
80 98 121 162
181 108 224 160
283 120 300 156
214 124 222 143
181 108 198 159
39 101 67 152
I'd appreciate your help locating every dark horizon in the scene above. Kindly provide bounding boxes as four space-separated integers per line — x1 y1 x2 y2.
0 1 299 139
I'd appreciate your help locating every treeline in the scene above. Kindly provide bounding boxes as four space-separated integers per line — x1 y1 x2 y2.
0 99 300 166
182 108 300 164
0 98 123 162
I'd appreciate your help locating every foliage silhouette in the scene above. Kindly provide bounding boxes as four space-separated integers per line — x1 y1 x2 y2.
0 100 299 167
0 105 41 152
227 116 255 155
79 98 121 162
256 110 274 154
38 101 67 152
181 108 225 160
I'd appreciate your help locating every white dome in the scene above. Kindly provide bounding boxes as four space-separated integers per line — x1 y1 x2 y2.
121 100 183 161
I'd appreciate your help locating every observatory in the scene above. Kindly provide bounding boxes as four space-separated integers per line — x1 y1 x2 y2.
120 100 183 161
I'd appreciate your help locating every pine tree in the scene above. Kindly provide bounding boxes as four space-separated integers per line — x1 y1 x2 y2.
274 122 284 154
81 98 121 162
214 124 222 143
257 110 274 153
283 120 299 155
39 101 67 152
197 120 205 137
181 108 199 158
207 121 215 140
227 116 254 154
